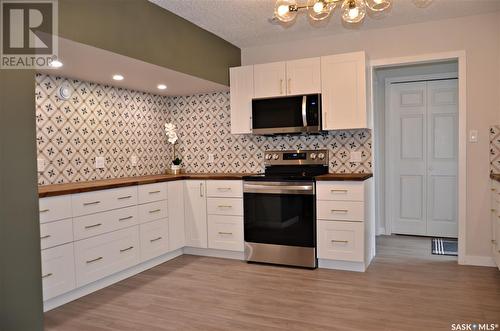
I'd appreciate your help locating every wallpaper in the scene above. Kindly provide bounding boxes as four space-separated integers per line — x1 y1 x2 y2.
490 125 500 174
36 74 372 185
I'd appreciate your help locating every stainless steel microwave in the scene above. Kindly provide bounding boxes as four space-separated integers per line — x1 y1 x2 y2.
251 94 321 135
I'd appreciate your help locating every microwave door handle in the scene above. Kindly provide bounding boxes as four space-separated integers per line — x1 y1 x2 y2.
301 96 308 127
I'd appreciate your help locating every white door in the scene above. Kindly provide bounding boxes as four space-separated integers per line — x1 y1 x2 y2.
229 65 253 134
253 62 286 98
389 79 458 237
184 180 208 248
286 57 321 96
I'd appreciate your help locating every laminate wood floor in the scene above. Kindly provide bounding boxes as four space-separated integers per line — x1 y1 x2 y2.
44 236 500 331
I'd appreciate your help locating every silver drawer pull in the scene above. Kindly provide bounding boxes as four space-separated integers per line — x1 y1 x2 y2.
331 240 349 243
217 187 231 191
86 257 103 264
218 232 233 235
331 189 348 193
42 273 53 279
150 237 162 243
85 223 102 229
218 205 232 208
331 209 348 213
40 234 51 239
40 209 50 213
83 201 101 206
119 216 133 221
118 195 132 200
149 209 161 213
149 190 161 194
120 246 134 253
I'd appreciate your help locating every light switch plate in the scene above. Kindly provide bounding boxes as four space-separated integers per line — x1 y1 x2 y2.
350 151 362 163
131 155 138 167
469 130 478 143
37 158 46 172
208 153 214 163
95 156 105 169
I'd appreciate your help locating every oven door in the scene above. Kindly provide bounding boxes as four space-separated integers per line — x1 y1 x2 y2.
243 181 316 248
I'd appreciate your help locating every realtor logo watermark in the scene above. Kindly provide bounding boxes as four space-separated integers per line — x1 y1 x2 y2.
1 0 58 69
451 323 499 331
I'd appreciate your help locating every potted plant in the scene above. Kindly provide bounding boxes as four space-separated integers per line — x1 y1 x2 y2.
164 122 182 174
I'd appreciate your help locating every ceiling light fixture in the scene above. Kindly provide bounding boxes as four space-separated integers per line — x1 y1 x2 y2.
157 84 167 90
49 59 63 68
112 74 124 81
273 0 392 24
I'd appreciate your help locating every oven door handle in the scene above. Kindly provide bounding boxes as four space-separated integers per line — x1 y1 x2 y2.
243 183 314 195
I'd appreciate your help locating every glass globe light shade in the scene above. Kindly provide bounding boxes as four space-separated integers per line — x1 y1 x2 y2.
274 0 298 23
341 0 366 24
365 0 391 12
308 0 335 21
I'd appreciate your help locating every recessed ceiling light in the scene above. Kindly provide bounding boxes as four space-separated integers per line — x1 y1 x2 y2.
157 84 167 90
50 60 63 68
113 74 124 81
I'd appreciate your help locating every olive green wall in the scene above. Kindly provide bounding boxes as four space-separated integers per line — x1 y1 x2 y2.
58 0 241 86
0 71 43 331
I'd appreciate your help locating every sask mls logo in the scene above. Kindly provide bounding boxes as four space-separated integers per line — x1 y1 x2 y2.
1 0 58 69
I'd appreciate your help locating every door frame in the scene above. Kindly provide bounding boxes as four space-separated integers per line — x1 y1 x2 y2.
369 51 467 265
385 73 458 237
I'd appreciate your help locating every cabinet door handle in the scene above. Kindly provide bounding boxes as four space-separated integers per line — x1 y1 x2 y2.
218 232 233 235
149 209 161 214
40 209 49 213
331 240 349 243
120 246 134 253
331 189 348 193
217 187 231 191
42 273 53 279
40 234 51 239
83 201 101 206
84 223 102 229
288 78 291 94
150 237 162 243
331 209 348 213
86 257 103 264
149 190 161 194
280 79 284 95
218 205 232 208
118 195 132 200
200 183 204 197
119 216 133 221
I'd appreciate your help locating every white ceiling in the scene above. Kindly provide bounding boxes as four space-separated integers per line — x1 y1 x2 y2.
38 37 228 96
150 0 500 48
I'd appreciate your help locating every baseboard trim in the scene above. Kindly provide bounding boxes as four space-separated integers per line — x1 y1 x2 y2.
461 255 496 267
183 247 244 260
318 259 367 272
43 249 183 312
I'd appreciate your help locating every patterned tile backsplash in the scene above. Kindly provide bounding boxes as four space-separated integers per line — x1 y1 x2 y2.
490 125 500 174
36 74 372 185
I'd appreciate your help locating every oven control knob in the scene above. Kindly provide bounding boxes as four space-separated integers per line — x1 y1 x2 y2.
272 154 280 160
310 153 317 160
265 154 272 160
318 153 326 160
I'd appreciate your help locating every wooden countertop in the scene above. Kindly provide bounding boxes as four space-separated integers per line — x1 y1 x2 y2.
315 173 373 181
38 173 252 197
491 174 500 183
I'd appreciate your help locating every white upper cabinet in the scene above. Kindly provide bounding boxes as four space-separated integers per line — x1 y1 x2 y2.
321 51 367 130
253 62 286 98
286 57 321 95
230 65 254 134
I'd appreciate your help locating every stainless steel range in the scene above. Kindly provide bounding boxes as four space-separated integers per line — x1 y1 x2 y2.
243 150 329 268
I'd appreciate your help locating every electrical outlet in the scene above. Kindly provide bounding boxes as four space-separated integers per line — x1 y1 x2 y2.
350 151 362 163
95 156 105 169
37 158 46 172
131 155 138 166
208 153 214 163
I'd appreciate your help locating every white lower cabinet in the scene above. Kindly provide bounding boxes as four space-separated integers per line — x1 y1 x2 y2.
40 218 73 250
207 215 244 251
317 221 364 262
184 180 208 248
140 218 169 262
73 206 138 240
41 243 76 301
491 180 500 270
74 226 140 287
168 181 185 251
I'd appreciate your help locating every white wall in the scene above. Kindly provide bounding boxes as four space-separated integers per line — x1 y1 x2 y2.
242 12 500 260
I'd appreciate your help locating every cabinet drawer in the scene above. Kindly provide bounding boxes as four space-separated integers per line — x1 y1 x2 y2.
73 206 138 241
207 215 244 251
317 220 364 262
317 201 364 221
206 180 243 198
207 198 243 216
317 182 364 201
138 200 168 224
140 218 169 262
138 183 168 204
72 186 138 217
40 219 73 250
41 243 76 300
74 226 140 287
39 195 72 223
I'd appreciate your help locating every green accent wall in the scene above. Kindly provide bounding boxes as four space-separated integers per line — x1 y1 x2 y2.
58 0 241 86
0 71 43 331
